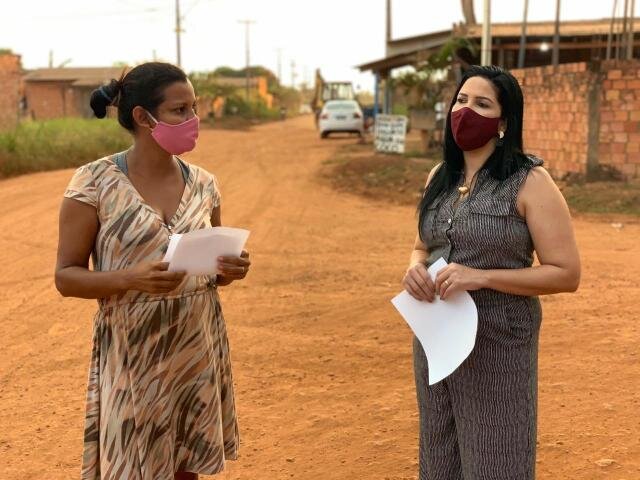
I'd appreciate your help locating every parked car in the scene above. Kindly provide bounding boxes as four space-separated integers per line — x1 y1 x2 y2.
318 100 364 138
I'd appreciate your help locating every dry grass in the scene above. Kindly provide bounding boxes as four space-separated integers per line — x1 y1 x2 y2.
0 118 130 178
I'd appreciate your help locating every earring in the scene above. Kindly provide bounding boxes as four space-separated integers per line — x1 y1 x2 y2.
496 130 505 146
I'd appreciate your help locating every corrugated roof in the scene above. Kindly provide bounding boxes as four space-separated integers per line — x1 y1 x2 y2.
459 17 640 38
24 67 126 85
359 17 640 72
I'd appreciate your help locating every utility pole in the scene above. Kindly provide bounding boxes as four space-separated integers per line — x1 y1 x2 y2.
622 0 630 59
517 0 529 68
48 50 53 68
238 19 255 100
276 48 283 84
481 0 492 65
175 0 182 67
607 0 619 60
291 60 297 89
385 0 392 55
627 0 635 59
552 0 561 68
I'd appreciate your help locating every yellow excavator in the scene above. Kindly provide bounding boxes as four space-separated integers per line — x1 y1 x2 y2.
311 68 355 127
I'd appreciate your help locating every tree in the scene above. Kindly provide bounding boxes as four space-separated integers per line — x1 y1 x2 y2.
394 36 478 111
212 66 279 91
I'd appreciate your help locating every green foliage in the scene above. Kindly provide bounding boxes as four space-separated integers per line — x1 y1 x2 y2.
394 36 478 110
210 65 279 91
392 103 409 116
0 118 130 178
190 66 301 120
270 84 302 112
223 95 280 120
189 71 237 98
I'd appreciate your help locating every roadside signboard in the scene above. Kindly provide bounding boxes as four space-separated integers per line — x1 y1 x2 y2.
375 114 408 154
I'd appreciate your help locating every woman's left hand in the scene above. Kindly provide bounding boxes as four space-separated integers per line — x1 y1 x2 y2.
217 250 251 284
435 263 487 300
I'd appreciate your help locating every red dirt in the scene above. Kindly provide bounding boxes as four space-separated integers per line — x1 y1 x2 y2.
0 116 638 479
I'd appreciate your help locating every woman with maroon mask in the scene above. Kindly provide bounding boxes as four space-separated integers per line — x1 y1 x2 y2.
55 62 249 480
402 65 581 479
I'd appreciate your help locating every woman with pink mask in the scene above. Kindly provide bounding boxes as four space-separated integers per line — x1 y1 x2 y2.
55 62 249 480
402 66 581 479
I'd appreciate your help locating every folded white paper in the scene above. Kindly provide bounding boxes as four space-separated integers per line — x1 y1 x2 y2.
162 226 250 276
391 258 478 385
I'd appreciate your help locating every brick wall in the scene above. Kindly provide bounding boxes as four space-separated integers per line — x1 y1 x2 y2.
511 63 594 179
0 54 22 130
511 60 640 179
24 81 83 120
598 60 640 178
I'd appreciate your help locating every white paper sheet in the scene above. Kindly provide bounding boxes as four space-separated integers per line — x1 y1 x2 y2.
391 258 478 385
162 226 250 276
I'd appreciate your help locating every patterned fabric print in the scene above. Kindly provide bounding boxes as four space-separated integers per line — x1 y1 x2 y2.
414 156 544 480
64 153 239 479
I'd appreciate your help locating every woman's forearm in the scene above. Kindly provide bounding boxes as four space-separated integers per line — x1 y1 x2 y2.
409 249 428 268
55 266 130 299
484 264 580 296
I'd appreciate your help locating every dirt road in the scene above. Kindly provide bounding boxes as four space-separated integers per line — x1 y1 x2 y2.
0 116 638 479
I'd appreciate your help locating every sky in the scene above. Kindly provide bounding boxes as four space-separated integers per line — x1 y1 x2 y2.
1 0 634 92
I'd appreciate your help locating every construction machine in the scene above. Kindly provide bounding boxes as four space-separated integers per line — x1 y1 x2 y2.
311 68 355 127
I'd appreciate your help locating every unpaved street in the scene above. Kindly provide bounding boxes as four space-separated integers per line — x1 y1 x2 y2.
0 116 638 479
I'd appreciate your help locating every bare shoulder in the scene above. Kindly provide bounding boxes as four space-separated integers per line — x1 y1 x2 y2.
518 165 568 218
521 165 558 195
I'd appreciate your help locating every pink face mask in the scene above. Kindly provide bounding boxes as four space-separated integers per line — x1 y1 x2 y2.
147 112 200 155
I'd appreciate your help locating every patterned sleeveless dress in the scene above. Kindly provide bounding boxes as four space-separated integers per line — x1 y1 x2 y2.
413 156 544 480
63 151 239 480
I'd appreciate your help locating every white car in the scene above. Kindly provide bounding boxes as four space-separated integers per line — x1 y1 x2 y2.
318 100 364 138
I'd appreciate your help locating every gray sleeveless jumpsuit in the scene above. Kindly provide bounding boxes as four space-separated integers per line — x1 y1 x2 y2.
414 156 544 480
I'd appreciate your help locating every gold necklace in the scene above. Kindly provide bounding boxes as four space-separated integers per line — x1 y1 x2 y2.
458 170 480 196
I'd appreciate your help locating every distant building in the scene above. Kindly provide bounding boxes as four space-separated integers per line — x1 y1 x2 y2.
23 67 125 120
358 17 640 112
213 76 274 108
0 53 22 130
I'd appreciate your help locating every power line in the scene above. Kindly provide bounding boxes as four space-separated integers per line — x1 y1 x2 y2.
175 0 216 68
34 8 160 19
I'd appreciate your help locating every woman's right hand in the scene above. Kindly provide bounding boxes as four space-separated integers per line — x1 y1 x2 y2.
402 263 436 302
123 261 187 294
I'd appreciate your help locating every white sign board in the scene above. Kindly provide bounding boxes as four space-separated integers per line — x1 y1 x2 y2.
375 114 408 154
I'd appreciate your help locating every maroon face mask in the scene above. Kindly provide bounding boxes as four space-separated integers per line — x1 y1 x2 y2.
450 107 501 151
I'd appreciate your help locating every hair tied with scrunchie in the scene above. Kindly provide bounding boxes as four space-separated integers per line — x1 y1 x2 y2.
98 86 114 105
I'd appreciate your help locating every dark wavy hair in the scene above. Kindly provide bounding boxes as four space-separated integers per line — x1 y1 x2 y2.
89 62 188 131
417 65 532 240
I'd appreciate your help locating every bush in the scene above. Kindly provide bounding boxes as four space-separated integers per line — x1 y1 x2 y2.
223 95 280 120
0 118 130 178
